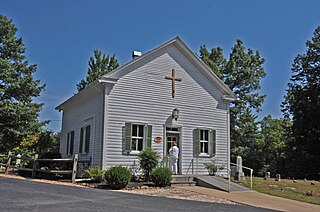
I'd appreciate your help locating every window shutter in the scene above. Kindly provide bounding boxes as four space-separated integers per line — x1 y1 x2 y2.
193 128 200 157
70 131 74 155
66 133 70 155
210 129 216 157
79 127 84 153
146 125 152 148
124 122 132 154
85 126 91 153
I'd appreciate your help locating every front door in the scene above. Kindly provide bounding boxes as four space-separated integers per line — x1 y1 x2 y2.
165 127 181 174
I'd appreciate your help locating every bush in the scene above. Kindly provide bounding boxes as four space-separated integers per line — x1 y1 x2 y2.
151 167 172 187
82 167 105 183
105 166 131 189
204 159 218 175
137 148 160 181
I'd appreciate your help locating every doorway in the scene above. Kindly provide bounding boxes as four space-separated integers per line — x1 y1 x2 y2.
165 127 181 174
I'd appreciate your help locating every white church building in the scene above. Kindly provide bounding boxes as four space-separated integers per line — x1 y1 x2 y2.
56 37 237 176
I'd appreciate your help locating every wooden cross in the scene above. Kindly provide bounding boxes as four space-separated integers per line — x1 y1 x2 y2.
165 69 182 98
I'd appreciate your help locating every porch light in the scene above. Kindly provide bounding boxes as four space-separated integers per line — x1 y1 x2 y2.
172 108 180 121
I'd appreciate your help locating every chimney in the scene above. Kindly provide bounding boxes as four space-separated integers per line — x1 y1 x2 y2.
132 50 142 59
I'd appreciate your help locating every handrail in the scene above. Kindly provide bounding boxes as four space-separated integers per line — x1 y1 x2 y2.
186 158 194 175
230 162 253 190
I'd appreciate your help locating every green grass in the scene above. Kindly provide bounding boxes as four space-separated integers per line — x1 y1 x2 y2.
238 177 320 205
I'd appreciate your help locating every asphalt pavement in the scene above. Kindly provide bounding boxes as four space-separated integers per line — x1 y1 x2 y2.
0 177 274 212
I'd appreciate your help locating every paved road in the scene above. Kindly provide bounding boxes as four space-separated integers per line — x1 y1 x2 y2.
0 177 274 212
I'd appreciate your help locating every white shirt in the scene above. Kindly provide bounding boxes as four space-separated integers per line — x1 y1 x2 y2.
169 146 179 158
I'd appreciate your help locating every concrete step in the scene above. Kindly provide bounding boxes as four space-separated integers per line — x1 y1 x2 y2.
171 175 196 186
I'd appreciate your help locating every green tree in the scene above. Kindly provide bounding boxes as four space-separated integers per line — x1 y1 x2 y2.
0 15 45 153
282 26 320 179
200 40 266 167
258 115 291 176
76 50 119 92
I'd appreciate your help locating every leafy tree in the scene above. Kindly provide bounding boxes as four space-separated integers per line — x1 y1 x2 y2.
35 130 60 158
282 26 320 179
0 15 45 153
199 40 266 167
76 50 119 92
258 115 291 176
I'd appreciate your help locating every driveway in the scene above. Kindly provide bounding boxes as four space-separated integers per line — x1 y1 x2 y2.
0 177 274 212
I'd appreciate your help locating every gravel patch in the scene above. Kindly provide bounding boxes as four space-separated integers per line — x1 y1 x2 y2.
115 186 239 205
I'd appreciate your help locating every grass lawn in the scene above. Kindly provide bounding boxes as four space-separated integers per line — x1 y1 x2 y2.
238 177 320 205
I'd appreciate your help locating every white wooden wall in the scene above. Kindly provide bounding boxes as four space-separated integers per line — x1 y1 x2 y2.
59 87 104 167
104 44 229 176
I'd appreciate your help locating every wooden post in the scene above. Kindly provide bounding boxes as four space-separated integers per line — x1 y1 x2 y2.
32 154 38 178
72 154 78 184
5 151 12 175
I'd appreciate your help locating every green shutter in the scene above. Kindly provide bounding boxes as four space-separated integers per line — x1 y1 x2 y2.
210 129 216 157
193 128 200 157
85 126 91 153
146 125 152 148
79 127 84 153
124 122 132 154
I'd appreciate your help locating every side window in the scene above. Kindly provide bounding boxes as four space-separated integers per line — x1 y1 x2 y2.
79 125 91 154
67 131 74 155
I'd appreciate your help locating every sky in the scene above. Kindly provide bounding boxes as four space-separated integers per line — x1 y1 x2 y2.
1 0 320 132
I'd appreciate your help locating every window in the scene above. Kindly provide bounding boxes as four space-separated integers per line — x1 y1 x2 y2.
131 124 144 151
200 129 209 154
193 128 216 157
66 131 74 155
79 125 91 154
123 122 152 154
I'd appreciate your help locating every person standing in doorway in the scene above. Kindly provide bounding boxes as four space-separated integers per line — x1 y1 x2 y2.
169 142 179 174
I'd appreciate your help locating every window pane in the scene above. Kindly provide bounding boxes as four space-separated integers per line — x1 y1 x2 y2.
138 125 144 137
132 125 137 136
138 139 143 151
200 130 204 140
132 139 137 151
204 130 209 141
200 142 209 153
204 142 208 153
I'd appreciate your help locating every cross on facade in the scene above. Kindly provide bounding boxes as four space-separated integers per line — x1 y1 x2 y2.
165 69 182 98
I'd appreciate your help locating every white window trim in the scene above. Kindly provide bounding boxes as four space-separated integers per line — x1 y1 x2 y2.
200 129 210 156
131 124 145 153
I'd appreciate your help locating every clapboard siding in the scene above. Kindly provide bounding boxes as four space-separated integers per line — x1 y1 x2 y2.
104 44 229 176
59 87 103 167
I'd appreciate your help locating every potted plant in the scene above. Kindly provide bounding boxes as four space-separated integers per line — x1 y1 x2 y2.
204 159 218 176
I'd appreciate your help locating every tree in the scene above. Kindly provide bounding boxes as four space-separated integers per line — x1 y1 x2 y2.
200 40 266 167
258 115 291 176
76 50 119 92
0 15 45 153
282 26 320 179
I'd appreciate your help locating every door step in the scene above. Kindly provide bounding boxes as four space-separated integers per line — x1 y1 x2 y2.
171 175 196 186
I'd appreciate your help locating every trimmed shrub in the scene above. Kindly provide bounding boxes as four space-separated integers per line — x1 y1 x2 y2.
151 167 172 187
82 166 105 183
137 148 160 181
105 166 131 189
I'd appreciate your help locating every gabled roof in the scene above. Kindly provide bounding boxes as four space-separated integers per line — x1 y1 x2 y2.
100 36 237 99
56 36 237 111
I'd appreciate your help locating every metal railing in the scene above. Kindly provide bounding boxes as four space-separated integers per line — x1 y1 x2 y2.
230 162 253 189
